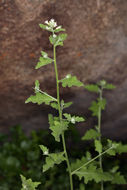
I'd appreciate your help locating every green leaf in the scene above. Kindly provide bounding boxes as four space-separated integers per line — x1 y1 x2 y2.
63 101 73 109
63 113 85 124
39 24 47 30
43 152 65 172
98 98 106 110
94 140 102 153
89 101 99 117
106 139 119 156
50 102 59 110
41 51 48 57
49 35 57 45
110 166 119 173
75 165 112 184
89 98 106 117
39 24 52 32
59 74 84 88
82 129 100 141
35 53 53 69
54 27 66 33
115 142 127 154
71 157 88 172
20 175 40 190
105 84 116 90
49 33 67 46
111 172 126 184
48 115 69 142
55 33 67 46
61 100 73 110
71 152 92 173
106 140 127 155
25 92 56 105
39 145 49 155
85 84 100 93
50 121 68 142
48 114 54 126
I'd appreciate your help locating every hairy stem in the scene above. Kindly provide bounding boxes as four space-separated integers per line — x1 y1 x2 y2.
98 88 104 190
53 45 73 190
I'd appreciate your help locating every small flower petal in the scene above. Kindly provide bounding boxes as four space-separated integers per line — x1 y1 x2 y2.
45 20 49 25
56 26 62 29
53 34 57 38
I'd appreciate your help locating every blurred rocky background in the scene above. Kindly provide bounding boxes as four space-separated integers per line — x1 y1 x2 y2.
0 0 127 139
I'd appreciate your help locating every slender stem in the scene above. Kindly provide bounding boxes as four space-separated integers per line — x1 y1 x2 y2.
98 88 104 190
71 146 113 175
53 45 73 190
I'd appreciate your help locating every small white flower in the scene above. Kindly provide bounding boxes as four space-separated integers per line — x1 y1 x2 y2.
50 18 55 22
35 86 39 91
44 150 48 155
49 18 57 28
43 54 48 58
53 34 57 38
46 26 50 30
56 26 62 29
71 117 75 124
66 74 71 79
45 20 49 25
23 185 27 189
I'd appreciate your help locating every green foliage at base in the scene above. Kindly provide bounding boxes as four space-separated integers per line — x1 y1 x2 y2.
0 126 127 190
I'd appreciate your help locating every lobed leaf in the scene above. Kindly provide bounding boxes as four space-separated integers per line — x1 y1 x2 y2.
106 140 127 156
89 98 106 117
50 102 59 110
20 175 40 190
89 101 99 117
116 143 127 154
82 129 100 141
111 172 126 184
25 92 55 105
59 74 84 88
43 152 65 172
49 33 67 46
94 140 102 154
71 157 88 172
63 113 85 124
98 98 106 110
75 165 112 184
35 56 53 69
48 114 69 142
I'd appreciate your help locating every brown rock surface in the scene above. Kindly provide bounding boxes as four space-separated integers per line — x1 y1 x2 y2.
0 0 127 139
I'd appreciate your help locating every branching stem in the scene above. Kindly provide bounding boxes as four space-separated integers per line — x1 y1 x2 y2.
53 45 73 190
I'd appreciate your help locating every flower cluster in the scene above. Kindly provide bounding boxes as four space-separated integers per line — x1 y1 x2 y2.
45 19 61 31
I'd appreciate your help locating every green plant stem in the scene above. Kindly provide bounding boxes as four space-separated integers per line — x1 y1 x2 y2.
71 146 113 175
98 88 103 190
53 45 73 190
